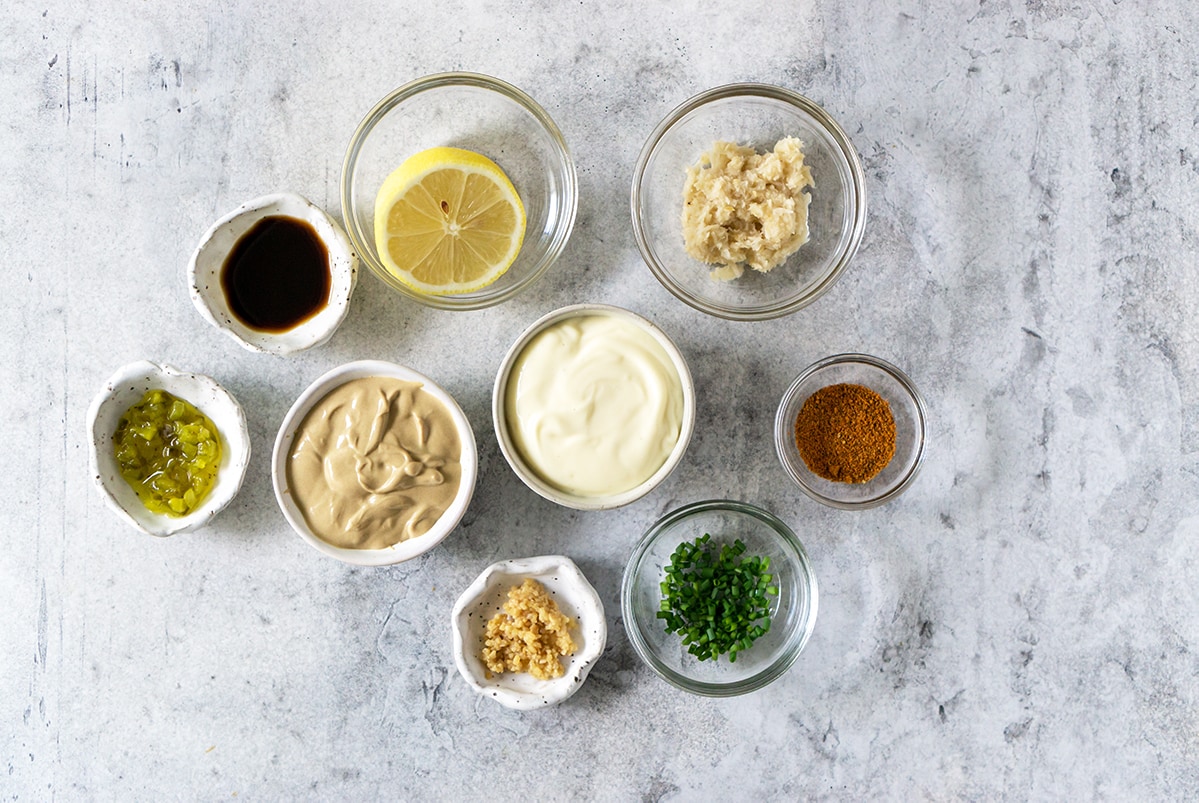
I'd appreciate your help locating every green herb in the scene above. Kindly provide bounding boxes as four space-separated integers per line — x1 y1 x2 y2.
656 533 779 662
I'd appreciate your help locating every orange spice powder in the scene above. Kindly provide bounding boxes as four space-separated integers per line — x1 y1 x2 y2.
794 383 896 483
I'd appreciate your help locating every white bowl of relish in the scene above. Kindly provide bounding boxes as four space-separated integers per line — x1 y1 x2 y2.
87 361 251 537
492 304 695 511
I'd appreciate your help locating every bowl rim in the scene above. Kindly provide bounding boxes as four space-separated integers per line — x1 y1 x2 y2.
491 303 696 511
187 192 359 355
339 71 579 311
620 498 819 697
630 82 867 321
86 361 251 537
271 359 478 566
449 554 608 710
773 352 928 509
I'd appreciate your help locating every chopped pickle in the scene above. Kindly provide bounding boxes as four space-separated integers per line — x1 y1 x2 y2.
113 389 223 517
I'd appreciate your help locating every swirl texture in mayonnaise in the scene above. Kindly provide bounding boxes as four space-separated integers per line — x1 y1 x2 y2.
505 314 684 497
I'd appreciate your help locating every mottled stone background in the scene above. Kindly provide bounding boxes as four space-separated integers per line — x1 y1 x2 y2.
3 0 1197 798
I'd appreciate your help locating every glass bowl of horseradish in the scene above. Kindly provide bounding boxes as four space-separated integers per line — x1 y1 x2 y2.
631 83 866 321
493 304 697 511
341 72 578 310
774 353 927 509
272 360 478 566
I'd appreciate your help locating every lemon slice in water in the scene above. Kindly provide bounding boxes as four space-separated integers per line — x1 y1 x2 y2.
373 147 526 295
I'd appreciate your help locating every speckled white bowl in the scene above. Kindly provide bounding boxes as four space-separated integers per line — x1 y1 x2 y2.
272 360 478 566
188 192 358 355
451 555 607 710
492 304 696 511
86 361 251 537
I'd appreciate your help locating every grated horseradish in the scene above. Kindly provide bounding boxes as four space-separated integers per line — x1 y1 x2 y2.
681 137 814 281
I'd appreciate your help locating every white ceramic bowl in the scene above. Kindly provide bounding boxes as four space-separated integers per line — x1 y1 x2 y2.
451 555 607 710
492 304 696 511
188 192 358 355
87 361 251 537
272 360 478 566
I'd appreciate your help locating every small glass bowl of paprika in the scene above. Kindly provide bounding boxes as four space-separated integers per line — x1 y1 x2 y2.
774 353 927 509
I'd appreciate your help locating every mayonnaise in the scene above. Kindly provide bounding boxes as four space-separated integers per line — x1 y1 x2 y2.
287 377 461 549
505 314 684 497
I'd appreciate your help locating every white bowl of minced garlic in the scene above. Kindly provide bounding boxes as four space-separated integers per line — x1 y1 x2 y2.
451 555 607 710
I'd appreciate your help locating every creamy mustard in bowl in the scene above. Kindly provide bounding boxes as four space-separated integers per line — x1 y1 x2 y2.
287 376 462 550
272 359 478 566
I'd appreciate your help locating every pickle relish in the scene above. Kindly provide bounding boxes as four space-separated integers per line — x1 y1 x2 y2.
113 389 222 517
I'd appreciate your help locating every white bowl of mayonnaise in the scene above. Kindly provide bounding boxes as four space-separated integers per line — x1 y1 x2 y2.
272 360 478 566
493 304 695 511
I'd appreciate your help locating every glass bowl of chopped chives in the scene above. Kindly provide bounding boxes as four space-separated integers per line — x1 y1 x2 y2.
775 353 928 509
621 499 818 696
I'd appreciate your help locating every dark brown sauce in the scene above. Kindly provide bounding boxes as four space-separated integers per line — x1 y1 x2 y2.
221 216 331 332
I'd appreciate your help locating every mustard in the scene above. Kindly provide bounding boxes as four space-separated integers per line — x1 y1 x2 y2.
287 377 461 549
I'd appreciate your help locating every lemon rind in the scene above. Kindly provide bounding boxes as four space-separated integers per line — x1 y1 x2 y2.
373 148 526 296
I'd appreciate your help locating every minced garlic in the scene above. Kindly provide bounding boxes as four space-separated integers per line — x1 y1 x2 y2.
681 137 814 281
482 579 577 680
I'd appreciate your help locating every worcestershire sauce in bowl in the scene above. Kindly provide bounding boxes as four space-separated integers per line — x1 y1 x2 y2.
222 216 331 332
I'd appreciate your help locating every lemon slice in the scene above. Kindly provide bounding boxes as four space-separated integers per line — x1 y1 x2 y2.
373 147 526 295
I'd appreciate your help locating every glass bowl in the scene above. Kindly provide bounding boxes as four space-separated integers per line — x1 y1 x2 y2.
621 500 818 697
631 83 866 320
340 72 577 310
774 353 927 509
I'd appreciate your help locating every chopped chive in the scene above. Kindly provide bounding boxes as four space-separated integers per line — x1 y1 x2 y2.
656 532 779 662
